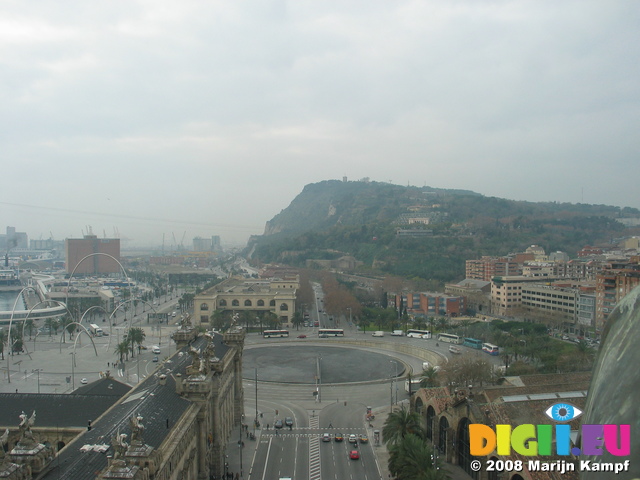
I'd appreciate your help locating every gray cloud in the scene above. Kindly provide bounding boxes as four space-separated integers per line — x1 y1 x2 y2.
1 0 638 246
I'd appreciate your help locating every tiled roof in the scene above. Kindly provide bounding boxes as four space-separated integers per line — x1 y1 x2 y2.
0 392 124 429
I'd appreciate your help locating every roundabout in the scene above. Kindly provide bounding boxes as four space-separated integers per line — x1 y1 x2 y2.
242 344 407 384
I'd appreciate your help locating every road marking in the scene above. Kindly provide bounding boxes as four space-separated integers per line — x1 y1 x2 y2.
309 413 321 480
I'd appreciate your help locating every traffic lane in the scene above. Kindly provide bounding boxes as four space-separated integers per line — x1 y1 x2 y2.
254 431 304 480
321 435 374 480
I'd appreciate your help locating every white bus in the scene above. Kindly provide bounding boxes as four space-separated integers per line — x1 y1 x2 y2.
318 328 344 337
482 343 500 355
407 329 432 339
263 330 290 338
437 333 463 344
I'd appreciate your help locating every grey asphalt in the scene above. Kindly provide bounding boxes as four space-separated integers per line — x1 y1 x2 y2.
243 344 405 384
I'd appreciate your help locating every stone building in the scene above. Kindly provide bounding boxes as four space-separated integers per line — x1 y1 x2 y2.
194 276 298 327
411 372 591 480
0 319 245 480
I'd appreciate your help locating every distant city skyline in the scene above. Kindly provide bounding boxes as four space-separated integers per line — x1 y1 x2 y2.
2 2 639 246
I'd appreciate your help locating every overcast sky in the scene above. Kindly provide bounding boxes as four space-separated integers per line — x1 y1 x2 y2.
2 1 638 248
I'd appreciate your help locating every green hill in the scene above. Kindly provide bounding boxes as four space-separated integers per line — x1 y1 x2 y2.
248 180 639 285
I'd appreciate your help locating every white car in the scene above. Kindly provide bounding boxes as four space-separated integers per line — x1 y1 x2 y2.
81 378 88 384
152 346 161 354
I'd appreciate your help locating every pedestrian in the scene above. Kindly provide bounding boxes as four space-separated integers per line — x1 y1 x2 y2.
266 424 269 430
246 431 248 439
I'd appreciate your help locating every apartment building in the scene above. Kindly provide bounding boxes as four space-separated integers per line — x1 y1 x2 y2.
595 259 640 328
65 234 121 275
490 276 543 316
465 256 522 282
396 292 466 317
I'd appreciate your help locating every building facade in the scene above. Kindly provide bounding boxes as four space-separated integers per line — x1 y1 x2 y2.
194 276 299 327
595 259 640 329
396 292 466 317
65 235 121 275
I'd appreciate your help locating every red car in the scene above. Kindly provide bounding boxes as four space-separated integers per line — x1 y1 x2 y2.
297 334 307 339
349 450 360 460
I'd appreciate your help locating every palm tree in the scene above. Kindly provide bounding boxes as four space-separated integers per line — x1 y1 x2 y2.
126 327 146 357
114 341 130 363
419 366 440 388
24 319 35 340
388 434 450 480
382 406 425 446
291 311 304 330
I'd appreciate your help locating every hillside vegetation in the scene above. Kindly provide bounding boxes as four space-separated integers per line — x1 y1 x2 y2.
248 180 638 285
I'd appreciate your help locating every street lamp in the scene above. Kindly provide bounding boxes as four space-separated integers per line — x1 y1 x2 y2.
347 307 352 327
32 368 42 394
254 368 258 434
316 356 322 403
70 352 76 391
6 286 37 384
390 360 399 409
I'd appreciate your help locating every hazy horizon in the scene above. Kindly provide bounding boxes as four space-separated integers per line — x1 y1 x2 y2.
3 2 638 246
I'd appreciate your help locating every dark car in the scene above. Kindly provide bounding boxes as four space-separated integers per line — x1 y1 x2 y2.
285 417 293 427
274 419 283 429
334 432 344 442
297 334 307 339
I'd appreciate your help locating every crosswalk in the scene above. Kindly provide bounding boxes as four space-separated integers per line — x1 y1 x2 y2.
308 415 321 480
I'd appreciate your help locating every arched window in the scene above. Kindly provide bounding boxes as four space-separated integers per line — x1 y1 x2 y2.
438 416 449 456
457 418 479 479
269 300 276 307
219 299 227 307
232 299 240 307
280 303 289 311
200 303 209 311
257 300 265 307
426 406 436 441
244 300 252 306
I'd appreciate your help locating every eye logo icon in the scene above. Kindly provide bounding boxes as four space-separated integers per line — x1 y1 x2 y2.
545 403 582 422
